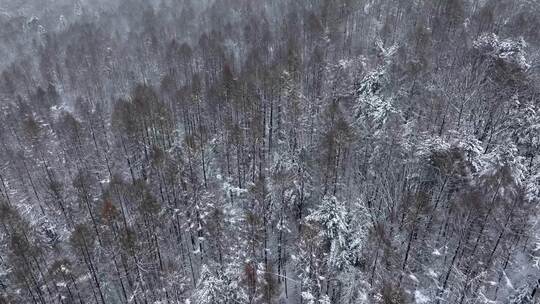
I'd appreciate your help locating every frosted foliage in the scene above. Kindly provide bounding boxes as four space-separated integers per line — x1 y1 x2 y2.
192 265 247 304
473 33 530 71
306 196 369 269
354 67 396 131
301 293 331 304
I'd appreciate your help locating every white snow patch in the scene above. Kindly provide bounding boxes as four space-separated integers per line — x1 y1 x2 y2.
223 181 247 196
478 291 498 304
77 273 91 283
414 290 430 304
301 292 315 300
503 271 513 289
409 274 419 283
339 59 352 69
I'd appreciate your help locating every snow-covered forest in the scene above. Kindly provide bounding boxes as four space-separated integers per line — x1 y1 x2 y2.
0 0 539 303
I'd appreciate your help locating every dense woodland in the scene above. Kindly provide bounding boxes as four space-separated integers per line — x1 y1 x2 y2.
0 0 540 303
